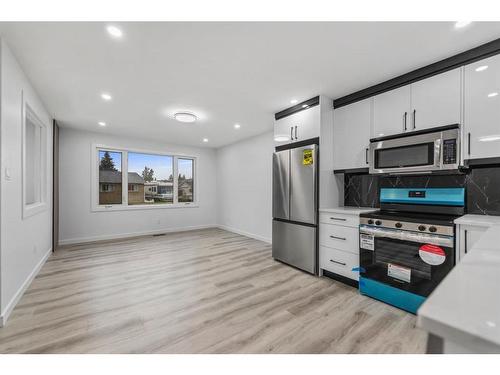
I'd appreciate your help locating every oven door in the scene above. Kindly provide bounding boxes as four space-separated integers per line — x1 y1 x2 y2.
359 226 455 297
369 132 442 174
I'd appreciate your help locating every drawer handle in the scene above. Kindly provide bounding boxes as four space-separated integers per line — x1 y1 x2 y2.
330 259 346 266
329 217 346 221
330 235 346 241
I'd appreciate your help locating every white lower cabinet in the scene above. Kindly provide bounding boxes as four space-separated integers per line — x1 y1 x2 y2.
319 246 359 280
456 224 488 261
319 210 367 282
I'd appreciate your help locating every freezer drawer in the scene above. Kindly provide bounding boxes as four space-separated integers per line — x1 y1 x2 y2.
272 150 290 220
290 145 317 224
272 220 317 274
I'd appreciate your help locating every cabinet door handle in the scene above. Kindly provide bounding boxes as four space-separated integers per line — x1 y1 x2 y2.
403 112 407 131
365 148 369 165
413 109 416 129
468 132 471 156
294 125 298 140
330 259 346 266
330 235 346 241
330 217 347 221
290 127 293 141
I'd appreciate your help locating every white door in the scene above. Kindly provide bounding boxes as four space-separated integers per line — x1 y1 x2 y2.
464 54 500 160
333 98 372 170
410 68 462 132
372 85 411 138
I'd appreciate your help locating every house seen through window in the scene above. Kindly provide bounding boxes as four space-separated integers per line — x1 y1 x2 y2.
98 150 122 205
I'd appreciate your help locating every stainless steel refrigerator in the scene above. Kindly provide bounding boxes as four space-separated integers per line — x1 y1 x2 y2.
272 143 318 275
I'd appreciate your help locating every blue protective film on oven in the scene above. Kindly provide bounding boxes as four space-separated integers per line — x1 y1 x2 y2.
359 277 426 315
380 188 465 207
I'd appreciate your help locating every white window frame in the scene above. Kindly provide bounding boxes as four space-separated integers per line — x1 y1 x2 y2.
22 99 48 219
91 144 198 212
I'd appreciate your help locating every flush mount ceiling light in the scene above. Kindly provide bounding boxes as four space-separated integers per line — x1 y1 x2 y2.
488 92 499 98
202 138 209 143
234 123 241 129
290 99 298 104
106 25 123 38
174 112 198 123
302 104 309 108
476 65 489 72
98 121 106 126
455 21 471 29
101 93 112 101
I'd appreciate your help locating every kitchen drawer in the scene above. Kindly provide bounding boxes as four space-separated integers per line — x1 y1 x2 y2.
319 224 359 254
319 212 359 228
320 246 359 281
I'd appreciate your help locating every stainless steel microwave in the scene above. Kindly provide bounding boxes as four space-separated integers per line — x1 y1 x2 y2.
369 125 460 174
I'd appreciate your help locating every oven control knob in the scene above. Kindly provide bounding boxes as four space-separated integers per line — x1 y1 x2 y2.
367 219 374 225
429 226 437 233
418 225 426 232
375 220 382 226
395 222 402 228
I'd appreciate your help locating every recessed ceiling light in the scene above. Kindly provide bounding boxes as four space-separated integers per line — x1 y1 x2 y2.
302 104 309 108
455 21 471 29
106 25 123 38
174 112 197 123
476 65 489 72
290 99 298 104
488 92 498 98
101 93 112 101
274 135 289 142
98 121 106 126
202 138 209 143
234 123 241 129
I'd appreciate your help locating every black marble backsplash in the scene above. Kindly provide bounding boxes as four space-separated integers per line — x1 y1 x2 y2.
344 167 500 215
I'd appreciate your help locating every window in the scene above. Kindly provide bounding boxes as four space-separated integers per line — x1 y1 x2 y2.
128 152 173 205
93 146 196 210
23 104 47 218
98 150 123 205
178 158 194 203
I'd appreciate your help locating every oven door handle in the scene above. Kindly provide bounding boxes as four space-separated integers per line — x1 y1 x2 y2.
360 226 454 247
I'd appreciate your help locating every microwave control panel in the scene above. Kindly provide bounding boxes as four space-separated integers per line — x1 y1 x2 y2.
442 139 457 164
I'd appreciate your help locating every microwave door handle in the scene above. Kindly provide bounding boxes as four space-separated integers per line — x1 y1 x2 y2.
435 139 442 167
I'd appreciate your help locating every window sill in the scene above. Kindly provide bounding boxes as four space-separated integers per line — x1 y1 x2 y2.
91 203 199 212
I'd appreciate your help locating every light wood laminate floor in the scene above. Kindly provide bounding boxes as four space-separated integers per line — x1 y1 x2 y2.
0 228 427 353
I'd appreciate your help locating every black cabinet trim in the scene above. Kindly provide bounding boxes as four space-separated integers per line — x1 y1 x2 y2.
275 96 320 120
275 137 319 152
333 37 500 109
369 124 459 143
333 167 369 175
465 157 500 168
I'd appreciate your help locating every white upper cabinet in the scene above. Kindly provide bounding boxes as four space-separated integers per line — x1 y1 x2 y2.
274 104 320 146
372 69 462 138
333 99 372 170
410 68 462 131
372 85 411 138
464 54 500 160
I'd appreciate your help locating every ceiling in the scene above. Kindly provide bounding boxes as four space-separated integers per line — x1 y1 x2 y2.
0 22 500 148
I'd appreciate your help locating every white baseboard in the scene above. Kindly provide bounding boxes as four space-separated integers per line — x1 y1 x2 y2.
0 247 52 327
217 225 271 244
58 224 218 246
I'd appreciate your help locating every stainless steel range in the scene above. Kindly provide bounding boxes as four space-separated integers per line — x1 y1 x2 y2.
358 187 465 314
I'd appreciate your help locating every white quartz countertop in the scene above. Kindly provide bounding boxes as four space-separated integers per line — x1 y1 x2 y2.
319 207 376 215
417 224 500 353
454 214 500 227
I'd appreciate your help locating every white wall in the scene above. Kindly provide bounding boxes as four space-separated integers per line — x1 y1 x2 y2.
216 131 273 243
0 39 53 325
58 127 217 245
